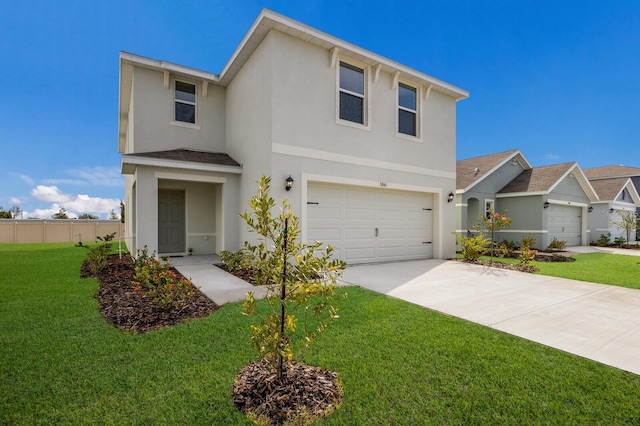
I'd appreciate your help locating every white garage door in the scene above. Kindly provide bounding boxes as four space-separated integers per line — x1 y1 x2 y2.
307 183 434 264
547 204 582 247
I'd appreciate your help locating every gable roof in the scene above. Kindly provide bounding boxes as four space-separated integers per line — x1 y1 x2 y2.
119 9 469 153
456 149 531 192
497 162 598 201
121 149 241 175
583 165 640 180
589 177 640 204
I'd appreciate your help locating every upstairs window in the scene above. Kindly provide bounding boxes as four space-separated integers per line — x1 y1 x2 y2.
339 62 365 124
175 81 196 124
398 83 417 136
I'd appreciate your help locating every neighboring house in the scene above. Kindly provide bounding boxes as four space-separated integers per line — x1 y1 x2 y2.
456 150 598 249
118 9 468 264
587 177 640 243
584 165 640 236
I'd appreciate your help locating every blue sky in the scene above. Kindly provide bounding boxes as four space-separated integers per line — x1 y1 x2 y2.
2 1 639 218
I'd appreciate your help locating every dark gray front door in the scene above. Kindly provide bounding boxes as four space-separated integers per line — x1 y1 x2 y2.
158 189 185 253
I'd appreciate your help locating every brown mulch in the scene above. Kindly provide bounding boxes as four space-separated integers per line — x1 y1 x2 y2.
82 254 218 333
453 258 539 273
233 359 343 426
216 264 258 285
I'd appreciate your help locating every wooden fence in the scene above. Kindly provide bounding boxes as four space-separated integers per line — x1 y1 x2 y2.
0 220 125 244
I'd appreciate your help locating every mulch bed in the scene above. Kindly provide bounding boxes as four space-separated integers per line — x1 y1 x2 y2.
453 252 576 272
216 263 258 285
82 254 218 333
233 359 343 426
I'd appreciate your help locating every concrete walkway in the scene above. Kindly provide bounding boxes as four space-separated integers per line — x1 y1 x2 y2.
341 258 640 376
171 255 267 305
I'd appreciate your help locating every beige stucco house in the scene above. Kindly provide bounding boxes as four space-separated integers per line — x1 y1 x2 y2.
118 9 468 264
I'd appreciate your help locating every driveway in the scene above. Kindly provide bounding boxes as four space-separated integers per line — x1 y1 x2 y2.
341 259 640 376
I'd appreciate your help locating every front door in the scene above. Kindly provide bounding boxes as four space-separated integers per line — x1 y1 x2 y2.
158 189 185 253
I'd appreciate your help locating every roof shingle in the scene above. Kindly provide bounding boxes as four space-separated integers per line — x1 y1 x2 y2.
583 165 640 179
456 150 520 190
498 162 575 194
589 177 630 201
124 149 240 167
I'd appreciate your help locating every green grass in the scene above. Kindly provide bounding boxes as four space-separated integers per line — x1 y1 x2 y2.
457 252 640 289
3 244 640 424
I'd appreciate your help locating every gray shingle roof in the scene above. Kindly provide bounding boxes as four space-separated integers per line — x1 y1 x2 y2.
124 149 240 167
589 177 630 201
456 150 520 190
498 162 575 194
583 165 640 179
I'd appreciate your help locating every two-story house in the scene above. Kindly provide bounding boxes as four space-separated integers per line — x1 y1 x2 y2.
118 9 468 264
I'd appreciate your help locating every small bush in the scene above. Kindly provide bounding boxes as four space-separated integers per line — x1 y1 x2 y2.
455 233 489 261
519 246 537 267
132 246 196 309
593 233 611 247
96 232 117 251
218 249 248 272
85 245 110 275
613 236 627 247
522 235 536 249
547 238 567 251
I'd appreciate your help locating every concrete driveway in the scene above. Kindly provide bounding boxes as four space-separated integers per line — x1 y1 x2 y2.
341 259 640 376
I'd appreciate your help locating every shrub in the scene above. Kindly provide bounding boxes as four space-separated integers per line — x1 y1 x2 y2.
594 233 611 247
219 249 248 272
613 236 627 247
547 238 567 251
455 233 489 261
519 246 537 268
96 232 117 251
522 235 536 249
132 246 196 309
85 244 110 275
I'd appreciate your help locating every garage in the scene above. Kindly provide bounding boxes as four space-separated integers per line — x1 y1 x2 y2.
547 204 582 246
306 183 434 264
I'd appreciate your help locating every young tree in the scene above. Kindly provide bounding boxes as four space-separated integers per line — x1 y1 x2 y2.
478 209 512 264
109 209 119 220
9 205 22 219
238 176 346 381
610 210 639 245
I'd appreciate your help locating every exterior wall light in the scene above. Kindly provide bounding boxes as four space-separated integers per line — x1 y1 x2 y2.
543 201 550 209
285 175 294 191
588 206 593 213
609 208 615 213
447 192 454 203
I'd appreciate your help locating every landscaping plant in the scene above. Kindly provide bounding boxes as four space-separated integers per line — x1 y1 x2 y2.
547 237 567 251
132 246 196 309
232 176 346 425
455 232 489 261
610 211 639 245
239 176 346 375
478 209 512 264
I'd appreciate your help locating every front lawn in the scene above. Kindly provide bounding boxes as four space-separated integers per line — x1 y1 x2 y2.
3 243 640 424
457 252 640 290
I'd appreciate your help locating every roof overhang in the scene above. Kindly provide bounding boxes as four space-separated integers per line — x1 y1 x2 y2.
121 155 242 175
219 9 468 100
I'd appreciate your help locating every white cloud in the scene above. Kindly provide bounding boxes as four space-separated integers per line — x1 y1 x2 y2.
31 186 73 203
27 186 120 219
545 154 560 160
19 174 35 185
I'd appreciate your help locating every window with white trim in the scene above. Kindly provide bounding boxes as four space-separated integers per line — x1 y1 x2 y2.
175 81 196 124
398 83 417 136
339 61 366 124
485 200 495 219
